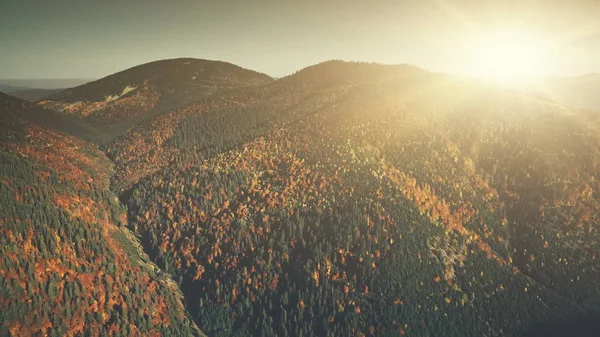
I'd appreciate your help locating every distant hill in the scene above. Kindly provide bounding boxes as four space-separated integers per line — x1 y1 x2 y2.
0 83 30 93
10 88 63 101
279 60 427 88
0 78 93 89
0 80 81 101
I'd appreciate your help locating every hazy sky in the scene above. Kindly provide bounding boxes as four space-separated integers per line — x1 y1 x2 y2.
1 0 600 80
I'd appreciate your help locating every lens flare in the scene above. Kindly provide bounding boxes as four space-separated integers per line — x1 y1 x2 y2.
466 27 556 85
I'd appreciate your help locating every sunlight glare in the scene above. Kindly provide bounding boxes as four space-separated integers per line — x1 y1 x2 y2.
466 27 555 85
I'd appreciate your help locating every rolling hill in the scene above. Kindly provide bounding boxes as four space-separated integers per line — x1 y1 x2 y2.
2 60 600 336
38 58 273 145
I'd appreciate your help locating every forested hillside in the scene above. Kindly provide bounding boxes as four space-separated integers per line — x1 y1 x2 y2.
113 62 600 336
2 60 600 336
0 94 203 336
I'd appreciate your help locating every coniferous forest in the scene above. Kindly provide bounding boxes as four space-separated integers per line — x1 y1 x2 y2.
1 59 600 336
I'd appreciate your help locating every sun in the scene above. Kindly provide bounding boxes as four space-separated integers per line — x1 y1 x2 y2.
466 27 554 85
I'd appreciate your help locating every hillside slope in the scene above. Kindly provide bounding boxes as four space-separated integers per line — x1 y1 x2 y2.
111 62 600 336
0 94 203 336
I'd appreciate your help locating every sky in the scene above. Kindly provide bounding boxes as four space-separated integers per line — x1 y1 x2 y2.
1 0 600 81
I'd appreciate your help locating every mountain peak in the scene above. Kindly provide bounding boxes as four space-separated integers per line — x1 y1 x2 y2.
49 58 272 103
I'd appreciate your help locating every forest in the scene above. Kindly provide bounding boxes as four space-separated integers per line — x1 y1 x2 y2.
1 60 599 336
0 100 201 336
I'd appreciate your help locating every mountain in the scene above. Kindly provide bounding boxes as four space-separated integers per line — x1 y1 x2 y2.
10 88 63 101
0 79 93 98
3 60 600 336
48 58 271 103
0 84 30 94
39 58 273 145
0 79 93 90
278 60 427 88
102 60 432 191
0 93 204 336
